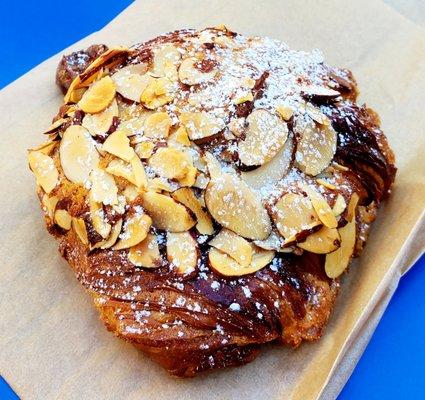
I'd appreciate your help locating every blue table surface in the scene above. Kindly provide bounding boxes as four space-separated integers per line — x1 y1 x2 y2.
1 1 424 398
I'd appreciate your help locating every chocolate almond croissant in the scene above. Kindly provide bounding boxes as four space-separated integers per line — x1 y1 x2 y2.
28 27 396 377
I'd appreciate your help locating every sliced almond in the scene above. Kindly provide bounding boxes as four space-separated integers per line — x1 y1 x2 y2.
316 178 336 190
193 172 210 189
166 232 198 275
102 130 135 161
78 76 116 113
171 188 214 235
346 192 359 222
178 57 216 85
254 231 285 251
233 92 253 105
128 233 162 268
228 118 245 138
113 211 152 250
28 151 58 194
90 167 118 205
332 194 347 216
325 217 356 278
123 185 139 202
168 126 191 146
276 105 294 121
41 194 59 218
91 219 123 250
298 226 340 254
134 141 155 159
209 229 252 266
72 217 88 245
151 44 181 78
106 158 135 184
59 125 99 184
148 177 175 193
238 109 289 167
54 209 71 230
208 245 274 277
111 66 151 102
203 152 222 179
205 173 271 240
143 112 172 139
31 140 58 155
129 155 148 190
141 191 196 232
301 184 337 228
82 99 118 136
179 112 224 141
140 77 174 109
294 119 337 176
241 135 293 191
89 194 111 239
178 165 197 187
272 193 320 240
148 147 192 180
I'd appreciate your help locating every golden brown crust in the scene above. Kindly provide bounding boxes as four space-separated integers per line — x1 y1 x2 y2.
29 27 396 377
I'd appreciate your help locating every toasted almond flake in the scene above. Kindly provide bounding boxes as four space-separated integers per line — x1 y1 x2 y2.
316 178 336 190
91 219 123 250
276 105 294 121
272 193 320 240
41 194 59 218
42 118 67 135
332 162 349 172
166 232 198 275
90 167 118 205
238 109 289 166
168 126 191 146
193 172 210 189
54 209 72 230
301 184 337 228
205 173 272 240
128 233 161 268
346 192 359 223
140 77 174 109
209 229 252 266
134 141 155 159
301 85 340 98
228 118 245 138
178 57 216 85
28 151 58 194
141 191 196 232
233 92 253 105
113 212 152 250
82 99 118 136
325 217 356 278
59 125 99 184
123 185 139 201
102 130 135 161
78 76 116 113
32 140 58 155
111 65 150 102
179 112 224 141
130 155 148 190
332 194 347 216
203 152 222 179
148 177 175 192
68 87 86 103
295 119 337 176
89 194 111 239
171 188 214 235
106 158 136 184
72 217 88 245
148 147 192 180
151 44 181 78
143 112 172 139
305 104 330 125
178 165 197 187
298 226 340 254
254 231 285 251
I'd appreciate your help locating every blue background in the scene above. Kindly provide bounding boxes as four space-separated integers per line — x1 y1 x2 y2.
1 1 424 398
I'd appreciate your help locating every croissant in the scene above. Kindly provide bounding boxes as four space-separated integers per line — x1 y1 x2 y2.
29 27 396 377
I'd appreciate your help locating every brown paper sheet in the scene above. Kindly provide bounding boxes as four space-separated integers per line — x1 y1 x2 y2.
1 1 424 399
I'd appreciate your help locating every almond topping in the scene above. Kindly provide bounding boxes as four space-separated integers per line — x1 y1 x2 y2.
128 233 162 268
102 130 135 161
54 209 72 230
168 126 191 146
113 212 152 250
238 109 289 166
179 112 224 141
205 173 272 240
151 44 181 78
178 57 216 85
59 125 99 184
209 229 252 266
167 232 198 275
178 165 197 187
148 147 192 180
89 193 111 239
346 192 359 223
171 188 214 235
78 76 116 113
276 105 294 121
72 217 88 245
82 99 118 136
301 184 337 228
143 112 172 139
28 151 58 194
134 141 155 159
272 193 320 240
111 66 151 102
91 219 123 250
298 226 340 254
140 77 174 109
332 194 347 216
141 191 196 232
41 194 59 218
90 167 118 205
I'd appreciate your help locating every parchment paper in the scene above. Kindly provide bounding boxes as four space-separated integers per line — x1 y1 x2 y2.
1 1 424 399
